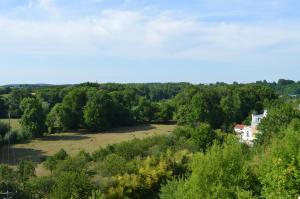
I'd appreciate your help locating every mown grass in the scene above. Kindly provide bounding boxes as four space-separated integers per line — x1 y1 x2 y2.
0 124 176 176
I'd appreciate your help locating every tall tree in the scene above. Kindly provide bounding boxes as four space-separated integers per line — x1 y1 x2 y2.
84 90 114 131
190 123 216 152
62 88 88 128
51 171 93 199
0 96 8 118
161 136 258 198
133 97 157 123
20 98 46 137
220 91 242 130
46 103 75 133
259 120 300 198
8 89 32 118
257 102 300 144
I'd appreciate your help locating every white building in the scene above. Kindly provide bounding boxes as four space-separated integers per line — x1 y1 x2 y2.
234 110 267 145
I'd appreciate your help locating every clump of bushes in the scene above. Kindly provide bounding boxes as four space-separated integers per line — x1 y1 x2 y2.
0 121 32 146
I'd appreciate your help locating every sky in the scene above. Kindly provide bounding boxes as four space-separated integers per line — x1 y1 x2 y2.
0 0 300 84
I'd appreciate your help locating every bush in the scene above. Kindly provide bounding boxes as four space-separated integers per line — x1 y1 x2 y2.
95 153 132 176
51 171 93 199
159 178 186 199
54 151 90 174
3 130 27 144
44 149 69 173
0 121 9 138
27 176 55 199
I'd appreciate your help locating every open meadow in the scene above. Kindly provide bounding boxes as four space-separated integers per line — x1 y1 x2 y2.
0 123 176 176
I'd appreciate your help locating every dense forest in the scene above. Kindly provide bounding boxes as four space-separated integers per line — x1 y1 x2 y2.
0 79 300 198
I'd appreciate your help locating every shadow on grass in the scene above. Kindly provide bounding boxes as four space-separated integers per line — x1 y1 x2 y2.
86 124 157 134
38 134 91 141
0 146 47 165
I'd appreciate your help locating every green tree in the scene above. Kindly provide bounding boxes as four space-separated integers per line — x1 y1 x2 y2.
36 87 63 108
0 164 18 197
89 190 105 199
51 172 93 199
44 149 69 174
46 103 75 133
166 136 258 199
259 120 300 198
0 96 8 118
175 87 222 128
0 121 9 141
17 160 36 184
220 92 242 130
257 102 300 144
191 123 216 152
62 88 88 128
84 90 114 131
155 101 174 123
27 176 55 199
20 98 46 137
8 89 32 118
159 178 185 199
95 153 128 176
133 97 157 123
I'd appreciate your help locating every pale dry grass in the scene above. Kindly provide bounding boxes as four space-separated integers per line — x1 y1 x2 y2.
0 124 176 176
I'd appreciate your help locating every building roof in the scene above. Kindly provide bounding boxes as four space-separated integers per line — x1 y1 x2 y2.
234 124 246 129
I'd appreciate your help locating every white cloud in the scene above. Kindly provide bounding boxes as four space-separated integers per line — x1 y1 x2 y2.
36 0 60 18
0 7 299 65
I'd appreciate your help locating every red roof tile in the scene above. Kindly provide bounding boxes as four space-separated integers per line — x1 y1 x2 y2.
234 124 246 129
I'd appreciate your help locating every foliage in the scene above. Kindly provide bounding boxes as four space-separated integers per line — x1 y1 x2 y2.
1 81 300 198
17 160 36 183
36 87 64 108
54 150 90 174
51 171 93 199
0 96 8 118
190 123 217 152
258 120 300 198
133 97 158 123
0 121 9 139
44 149 69 173
159 178 186 199
165 136 258 199
46 103 75 133
95 153 130 176
27 176 55 199
257 101 300 144
20 97 46 137
155 101 175 123
96 150 192 199
84 90 114 131
8 89 32 118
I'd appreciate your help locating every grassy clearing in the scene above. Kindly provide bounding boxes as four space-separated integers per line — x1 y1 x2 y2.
0 118 21 130
0 124 176 176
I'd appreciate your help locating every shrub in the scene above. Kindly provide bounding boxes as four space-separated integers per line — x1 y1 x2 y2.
3 130 27 144
95 153 130 176
0 121 9 138
51 171 93 199
44 149 69 173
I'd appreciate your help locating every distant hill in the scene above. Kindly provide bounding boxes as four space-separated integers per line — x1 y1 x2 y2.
3 84 54 88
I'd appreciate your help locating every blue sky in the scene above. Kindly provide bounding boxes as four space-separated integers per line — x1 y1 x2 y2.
0 0 300 84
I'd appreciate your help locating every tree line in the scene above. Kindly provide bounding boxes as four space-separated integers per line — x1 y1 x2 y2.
0 82 278 145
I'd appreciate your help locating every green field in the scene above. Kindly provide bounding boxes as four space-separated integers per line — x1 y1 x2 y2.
0 124 176 176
